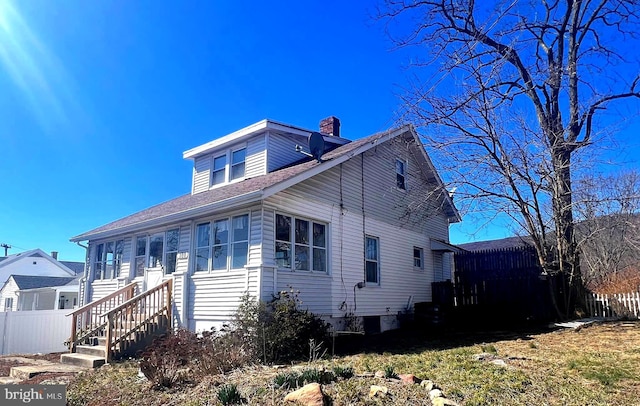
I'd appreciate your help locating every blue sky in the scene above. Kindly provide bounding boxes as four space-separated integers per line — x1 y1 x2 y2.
0 1 638 262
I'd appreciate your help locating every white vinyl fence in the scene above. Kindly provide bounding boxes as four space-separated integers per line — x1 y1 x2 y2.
585 291 640 319
0 310 71 355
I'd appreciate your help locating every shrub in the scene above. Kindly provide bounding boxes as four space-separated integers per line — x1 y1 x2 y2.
273 371 303 389
138 329 198 388
232 289 330 364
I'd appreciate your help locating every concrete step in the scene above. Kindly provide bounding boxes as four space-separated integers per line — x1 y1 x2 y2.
11 362 86 379
76 344 107 357
60 353 105 369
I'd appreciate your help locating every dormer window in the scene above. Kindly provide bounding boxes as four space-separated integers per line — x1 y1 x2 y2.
210 147 247 187
231 148 246 180
212 155 227 185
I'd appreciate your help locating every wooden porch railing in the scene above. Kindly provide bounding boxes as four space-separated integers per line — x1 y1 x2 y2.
101 279 172 362
67 282 137 351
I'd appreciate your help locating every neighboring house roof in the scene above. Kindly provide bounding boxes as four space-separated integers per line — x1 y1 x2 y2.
10 275 78 290
457 236 534 252
59 261 85 275
72 125 460 242
0 257 7 263
0 249 78 276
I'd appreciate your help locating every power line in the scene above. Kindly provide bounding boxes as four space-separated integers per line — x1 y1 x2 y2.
0 243 11 256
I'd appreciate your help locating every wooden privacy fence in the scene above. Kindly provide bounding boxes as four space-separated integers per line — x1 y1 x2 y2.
585 291 640 319
448 246 556 323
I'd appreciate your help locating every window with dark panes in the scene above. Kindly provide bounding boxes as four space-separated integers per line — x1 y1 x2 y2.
212 219 228 270
165 229 180 274
275 214 292 268
195 223 210 272
148 233 164 268
413 247 424 269
396 159 406 190
365 236 379 284
135 236 147 277
94 239 124 280
276 213 327 273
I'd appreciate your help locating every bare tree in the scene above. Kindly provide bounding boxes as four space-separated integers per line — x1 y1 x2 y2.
574 170 640 290
379 0 640 317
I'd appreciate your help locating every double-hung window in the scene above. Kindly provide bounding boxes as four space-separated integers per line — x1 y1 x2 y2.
195 214 249 272
212 155 227 186
413 247 424 269
133 228 180 277
275 214 327 273
365 236 380 284
396 159 407 190
210 147 247 187
231 148 246 181
93 239 124 280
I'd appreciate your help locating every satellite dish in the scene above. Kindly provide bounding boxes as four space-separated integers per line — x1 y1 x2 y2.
308 132 325 163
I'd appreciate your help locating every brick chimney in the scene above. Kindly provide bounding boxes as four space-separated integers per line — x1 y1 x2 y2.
319 116 340 137
51 251 58 260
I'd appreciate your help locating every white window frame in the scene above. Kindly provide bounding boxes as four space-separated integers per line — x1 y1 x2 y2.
275 213 328 273
413 246 424 270
133 228 180 277
194 214 250 273
93 239 124 280
4 297 13 312
210 146 247 187
396 158 407 190
365 235 380 285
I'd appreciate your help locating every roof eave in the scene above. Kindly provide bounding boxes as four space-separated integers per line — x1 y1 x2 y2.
70 190 264 242
182 119 350 160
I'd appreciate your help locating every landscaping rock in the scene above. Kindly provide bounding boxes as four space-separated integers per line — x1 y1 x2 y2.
429 388 443 401
420 379 435 391
369 385 388 398
358 372 375 378
432 397 460 406
491 359 507 367
284 382 326 406
374 370 385 378
398 373 421 384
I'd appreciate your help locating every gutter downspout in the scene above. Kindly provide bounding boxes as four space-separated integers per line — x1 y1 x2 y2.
76 242 90 307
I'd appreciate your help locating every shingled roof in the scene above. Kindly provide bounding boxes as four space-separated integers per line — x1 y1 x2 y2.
11 275 78 290
72 126 459 241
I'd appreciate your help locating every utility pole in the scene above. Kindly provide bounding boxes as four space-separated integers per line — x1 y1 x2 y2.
0 244 11 256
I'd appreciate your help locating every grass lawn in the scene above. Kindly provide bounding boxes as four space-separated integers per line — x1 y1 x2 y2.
67 320 640 405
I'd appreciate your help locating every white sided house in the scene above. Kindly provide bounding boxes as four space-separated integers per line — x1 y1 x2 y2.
70 117 460 344
0 249 78 289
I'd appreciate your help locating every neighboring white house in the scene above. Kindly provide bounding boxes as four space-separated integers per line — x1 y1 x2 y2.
0 275 79 311
0 249 80 287
71 117 460 333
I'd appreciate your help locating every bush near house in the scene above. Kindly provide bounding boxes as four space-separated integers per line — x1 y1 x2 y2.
138 289 330 387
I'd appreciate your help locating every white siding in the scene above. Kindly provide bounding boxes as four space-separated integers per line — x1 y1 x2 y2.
0 256 74 287
267 132 306 171
245 135 266 178
262 136 453 327
192 155 211 194
189 272 248 332
0 278 19 311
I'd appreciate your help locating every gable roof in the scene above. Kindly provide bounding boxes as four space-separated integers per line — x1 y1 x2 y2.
72 125 460 242
10 275 78 290
0 249 78 276
59 261 85 275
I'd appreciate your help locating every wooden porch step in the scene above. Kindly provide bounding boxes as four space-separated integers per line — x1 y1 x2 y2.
60 353 105 369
